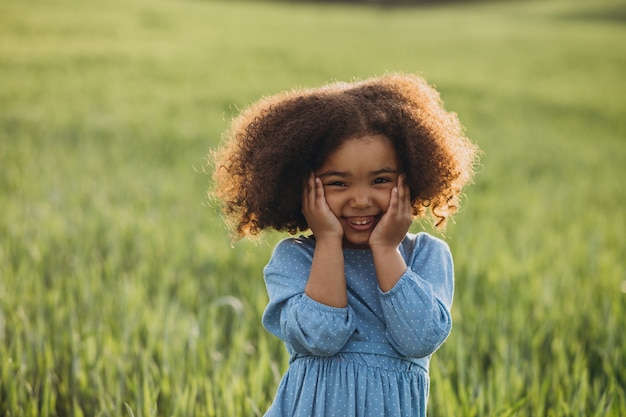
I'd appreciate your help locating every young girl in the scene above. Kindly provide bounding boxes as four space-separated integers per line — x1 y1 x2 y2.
211 73 480 416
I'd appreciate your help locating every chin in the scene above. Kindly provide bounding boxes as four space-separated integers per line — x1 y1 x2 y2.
342 236 371 249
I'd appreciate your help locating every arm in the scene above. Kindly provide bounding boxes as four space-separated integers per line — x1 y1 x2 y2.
380 235 454 358
369 177 453 358
302 174 347 308
262 238 356 356
369 175 413 291
261 175 356 356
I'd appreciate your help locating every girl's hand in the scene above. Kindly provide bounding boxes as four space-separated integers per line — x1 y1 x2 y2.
369 175 412 250
302 173 343 242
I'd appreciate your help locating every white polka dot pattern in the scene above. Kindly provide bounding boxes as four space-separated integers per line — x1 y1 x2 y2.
261 233 454 417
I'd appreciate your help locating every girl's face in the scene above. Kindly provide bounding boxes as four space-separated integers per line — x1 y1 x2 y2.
316 134 400 249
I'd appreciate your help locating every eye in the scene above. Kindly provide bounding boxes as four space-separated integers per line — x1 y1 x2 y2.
373 177 392 185
326 181 347 188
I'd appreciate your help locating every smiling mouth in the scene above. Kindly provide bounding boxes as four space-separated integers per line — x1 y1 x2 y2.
348 217 373 225
344 216 378 228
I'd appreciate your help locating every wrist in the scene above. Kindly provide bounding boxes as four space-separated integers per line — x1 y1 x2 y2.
369 241 401 257
313 233 343 247
307 234 347 308
371 245 407 292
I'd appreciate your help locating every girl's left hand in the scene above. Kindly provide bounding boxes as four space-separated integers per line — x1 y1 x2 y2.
368 175 412 250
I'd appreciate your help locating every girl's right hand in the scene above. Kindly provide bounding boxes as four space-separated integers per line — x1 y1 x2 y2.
302 173 343 242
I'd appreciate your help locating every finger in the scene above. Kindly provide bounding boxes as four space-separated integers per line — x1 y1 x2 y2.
302 172 315 208
302 174 308 206
387 178 400 215
395 175 409 210
398 176 413 229
314 176 326 207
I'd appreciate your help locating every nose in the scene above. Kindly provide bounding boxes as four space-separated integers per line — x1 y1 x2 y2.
349 187 372 209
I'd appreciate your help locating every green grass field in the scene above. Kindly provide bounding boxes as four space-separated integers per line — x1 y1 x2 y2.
1 0 625 415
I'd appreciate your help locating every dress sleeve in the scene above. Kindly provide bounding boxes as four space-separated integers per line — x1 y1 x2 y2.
261 238 357 356
379 234 454 359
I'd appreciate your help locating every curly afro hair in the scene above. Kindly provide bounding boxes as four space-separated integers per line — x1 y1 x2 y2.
209 73 480 238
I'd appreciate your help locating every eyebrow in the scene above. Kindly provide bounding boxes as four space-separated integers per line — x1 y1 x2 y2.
318 170 348 178
317 167 399 178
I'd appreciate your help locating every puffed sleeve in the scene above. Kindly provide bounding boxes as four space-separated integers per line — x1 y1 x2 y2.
261 237 357 356
380 234 454 359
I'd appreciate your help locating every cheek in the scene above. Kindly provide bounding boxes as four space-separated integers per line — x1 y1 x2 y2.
322 191 343 216
375 189 393 211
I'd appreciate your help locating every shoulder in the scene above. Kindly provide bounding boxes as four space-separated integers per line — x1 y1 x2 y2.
401 232 450 253
265 235 316 271
271 235 316 256
400 232 452 266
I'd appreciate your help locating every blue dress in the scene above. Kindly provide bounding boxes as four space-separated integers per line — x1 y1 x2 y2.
262 233 454 417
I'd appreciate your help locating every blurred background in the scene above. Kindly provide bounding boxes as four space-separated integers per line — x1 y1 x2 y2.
1 0 625 415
